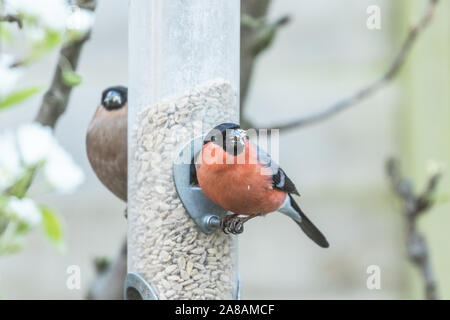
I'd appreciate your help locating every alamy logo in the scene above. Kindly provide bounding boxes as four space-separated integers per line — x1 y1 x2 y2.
66 265 81 290
366 265 381 290
366 5 381 30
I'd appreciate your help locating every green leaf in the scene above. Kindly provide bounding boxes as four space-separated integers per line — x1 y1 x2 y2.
6 166 39 199
94 257 111 273
251 26 277 56
0 239 23 255
42 30 62 51
59 54 82 87
26 29 62 63
0 26 14 44
241 14 261 29
0 194 9 208
62 69 82 87
0 221 24 256
435 193 450 204
0 87 41 110
40 206 64 249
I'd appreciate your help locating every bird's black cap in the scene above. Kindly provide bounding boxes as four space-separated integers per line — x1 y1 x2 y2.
101 86 128 110
203 123 247 156
203 123 240 145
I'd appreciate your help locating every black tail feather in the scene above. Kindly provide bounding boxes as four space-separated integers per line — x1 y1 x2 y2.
289 195 329 248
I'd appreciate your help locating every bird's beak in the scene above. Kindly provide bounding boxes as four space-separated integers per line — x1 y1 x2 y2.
235 129 247 146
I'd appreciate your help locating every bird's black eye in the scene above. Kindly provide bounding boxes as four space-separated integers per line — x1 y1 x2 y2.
103 90 123 110
211 136 216 142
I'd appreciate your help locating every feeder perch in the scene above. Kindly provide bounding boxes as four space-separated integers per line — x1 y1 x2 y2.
173 136 228 234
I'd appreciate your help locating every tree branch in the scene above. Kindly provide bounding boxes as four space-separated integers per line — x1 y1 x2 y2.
20 0 104 299
0 14 23 28
5 0 97 199
240 0 290 128
35 0 97 128
87 239 127 300
266 0 439 132
240 0 271 111
386 158 441 300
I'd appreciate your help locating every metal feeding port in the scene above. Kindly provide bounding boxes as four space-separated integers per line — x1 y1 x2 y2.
124 272 159 300
124 272 242 300
173 136 228 234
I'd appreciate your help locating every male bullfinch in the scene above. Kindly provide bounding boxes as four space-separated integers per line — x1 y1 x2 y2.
196 123 329 248
86 86 128 202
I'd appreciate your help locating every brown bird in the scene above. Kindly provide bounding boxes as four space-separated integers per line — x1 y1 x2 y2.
86 86 128 202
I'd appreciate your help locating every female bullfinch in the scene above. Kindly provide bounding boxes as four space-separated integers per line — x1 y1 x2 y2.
196 123 329 248
86 86 128 202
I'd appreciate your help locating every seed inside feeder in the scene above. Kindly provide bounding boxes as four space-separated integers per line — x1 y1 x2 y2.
128 79 239 300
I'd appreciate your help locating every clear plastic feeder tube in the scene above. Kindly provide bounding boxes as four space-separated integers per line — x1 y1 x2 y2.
128 0 240 300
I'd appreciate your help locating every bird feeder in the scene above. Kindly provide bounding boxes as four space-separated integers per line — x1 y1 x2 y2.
126 0 240 300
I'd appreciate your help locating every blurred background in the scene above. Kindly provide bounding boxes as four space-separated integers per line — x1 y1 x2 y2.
0 0 448 299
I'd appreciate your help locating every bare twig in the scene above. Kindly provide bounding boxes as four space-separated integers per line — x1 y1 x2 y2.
87 240 127 300
386 158 441 300
240 0 290 128
241 0 271 110
35 0 97 128
0 14 23 28
266 0 439 132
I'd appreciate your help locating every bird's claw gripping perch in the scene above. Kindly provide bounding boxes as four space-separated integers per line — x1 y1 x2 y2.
231 219 244 234
221 215 245 235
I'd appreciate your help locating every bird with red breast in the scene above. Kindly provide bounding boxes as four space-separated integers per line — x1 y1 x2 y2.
196 123 329 248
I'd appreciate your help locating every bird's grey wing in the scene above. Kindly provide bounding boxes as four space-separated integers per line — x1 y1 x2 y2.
254 143 300 196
